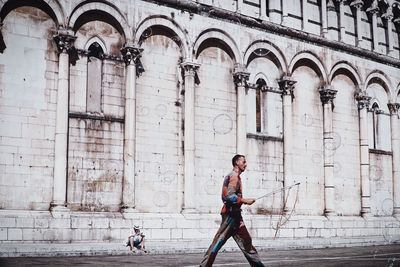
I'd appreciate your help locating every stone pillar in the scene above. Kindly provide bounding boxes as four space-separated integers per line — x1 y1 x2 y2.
337 0 345 42
382 7 395 56
259 0 269 21
356 91 372 217
181 61 200 213
350 0 364 47
319 85 338 216
321 0 328 37
237 0 243 12
388 103 400 216
278 76 296 212
120 46 143 215
233 65 250 155
51 30 76 214
367 1 379 52
302 0 308 31
281 0 288 25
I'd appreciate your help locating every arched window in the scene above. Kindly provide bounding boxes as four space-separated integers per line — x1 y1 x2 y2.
370 102 380 149
255 78 267 133
86 42 104 113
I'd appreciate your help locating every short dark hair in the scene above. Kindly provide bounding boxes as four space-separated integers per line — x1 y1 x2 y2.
232 154 245 166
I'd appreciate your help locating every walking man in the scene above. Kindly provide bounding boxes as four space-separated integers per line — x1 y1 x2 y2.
200 154 265 267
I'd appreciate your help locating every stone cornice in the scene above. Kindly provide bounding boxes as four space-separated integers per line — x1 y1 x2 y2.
143 0 400 68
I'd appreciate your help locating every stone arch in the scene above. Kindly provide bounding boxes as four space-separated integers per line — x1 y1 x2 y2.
243 40 288 75
329 61 362 87
68 1 130 42
134 15 190 60
365 70 393 100
85 36 107 54
193 29 241 65
288 51 328 84
0 0 65 26
252 72 271 85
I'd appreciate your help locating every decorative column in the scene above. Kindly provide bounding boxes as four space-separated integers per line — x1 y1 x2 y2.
181 61 200 213
278 76 296 212
367 1 379 52
51 30 76 214
237 0 243 13
233 65 250 155
321 0 328 37
302 0 308 31
382 7 395 56
281 0 288 25
356 91 372 217
120 45 143 215
350 0 364 47
259 0 269 21
319 85 338 216
388 103 400 216
337 0 346 42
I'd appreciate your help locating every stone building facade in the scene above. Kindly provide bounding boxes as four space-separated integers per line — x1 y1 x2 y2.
0 0 400 256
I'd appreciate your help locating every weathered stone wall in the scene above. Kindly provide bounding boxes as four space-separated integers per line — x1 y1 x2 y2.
0 8 57 210
0 0 399 256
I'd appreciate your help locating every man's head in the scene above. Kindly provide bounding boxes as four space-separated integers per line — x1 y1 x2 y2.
133 225 140 233
232 154 246 172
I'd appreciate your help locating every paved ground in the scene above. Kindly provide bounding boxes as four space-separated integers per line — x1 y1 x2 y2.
1 244 400 266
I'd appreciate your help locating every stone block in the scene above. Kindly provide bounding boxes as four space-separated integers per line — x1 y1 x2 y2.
0 228 7 240
151 228 171 239
8 228 22 240
0 217 16 227
49 219 70 229
16 217 34 228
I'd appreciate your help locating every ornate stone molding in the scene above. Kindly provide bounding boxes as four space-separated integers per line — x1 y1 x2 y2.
278 76 296 96
350 0 364 9
388 103 400 115
319 85 338 105
53 31 77 54
181 61 200 77
366 0 379 14
120 46 143 65
121 46 145 76
355 91 372 110
382 7 394 21
233 65 250 87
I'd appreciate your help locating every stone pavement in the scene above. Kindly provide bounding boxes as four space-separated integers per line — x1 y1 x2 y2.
1 244 400 267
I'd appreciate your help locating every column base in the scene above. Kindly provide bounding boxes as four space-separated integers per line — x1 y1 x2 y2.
50 205 70 218
324 210 336 217
121 207 138 218
181 208 197 214
392 207 400 217
361 208 372 218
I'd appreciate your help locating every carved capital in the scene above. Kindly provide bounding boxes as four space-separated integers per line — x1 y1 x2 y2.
233 65 250 87
278 76 296 96
53 31 76 54
181 61 200 77
366 0 379 14
388 103 400 115
355 91 371 110
350 0 364 9
382 7 394 21
120 46 143 65
319 85 338 105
